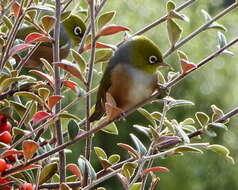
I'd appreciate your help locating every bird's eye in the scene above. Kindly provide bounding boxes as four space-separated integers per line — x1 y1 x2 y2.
149 55 158 64
73 26 82 36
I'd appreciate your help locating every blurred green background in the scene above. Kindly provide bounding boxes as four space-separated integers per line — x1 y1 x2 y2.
63 0 238 189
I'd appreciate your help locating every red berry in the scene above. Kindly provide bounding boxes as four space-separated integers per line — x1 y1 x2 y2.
5 164 12 170
19 183 33 190
0 121 11 133
0 159 7 172
0 131 12 144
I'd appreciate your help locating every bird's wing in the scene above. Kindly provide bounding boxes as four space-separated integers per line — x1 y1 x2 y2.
89 66 113 122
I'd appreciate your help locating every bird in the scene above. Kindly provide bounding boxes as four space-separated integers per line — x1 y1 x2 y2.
89 35 171 122
15 14 86 67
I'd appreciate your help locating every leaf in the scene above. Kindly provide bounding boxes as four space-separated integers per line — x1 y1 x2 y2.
101 122 118 135
95 49 113 63
167 19 182 46
62 80 78 92
39 162 58 184
29 70 54 86
96 24 130 39
9 44 35 57
60 183 72 190
108 154 120 165
208 144 234 164
26 10 37 21
130 182 142 190
141 167 169 176
58 112 81 121
1 149 23 158
158 136 182 146
182 118 195 125
167 1 175 11
84 42 117 51
133 125 151 138
211 104 228 123
98 11 116 29
195 112 209 127
40 58 54 76
0 76 29 92
53 62 86 83
117 143 139 158
12 2 21 17
201 9 227 32
167 99 194 110
32 111 52 125
175 145 203 154
130 134 147 156
180 59 197 74
14 91 43 104
67 120 79 140
13 164 40 175
121 162 138 180
66 164 81 179
208 122 228 130
2 16 12 30
22 140 39 162
137 108 156 127
169 10 189 23
25 32 51 43
173 123 190 144
78 156 96 180
177 50 188 61
94 147 107 159
38 88 50 101
48 95 63 111
71 49 86 72
41 16 55 33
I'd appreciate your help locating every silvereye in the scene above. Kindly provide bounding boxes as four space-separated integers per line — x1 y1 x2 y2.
15 15 86 67
89 35 170 122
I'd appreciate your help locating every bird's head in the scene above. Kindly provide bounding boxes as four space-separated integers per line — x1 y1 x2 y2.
124 36 172 74
62 15 86 45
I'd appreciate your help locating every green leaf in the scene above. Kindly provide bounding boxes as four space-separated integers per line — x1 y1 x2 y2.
217 32 226 48
95 49 113 63
208 144 234 164
68 120 79 140
2 16 12 30
108 154 120 165
0 76 29 92
71 49 86 72
167 19 182 46
173 121 190 144
211 104 229 123
101 122 118 135
157 71 166 84
167 99 194 110
177 50 188 61
133 125 151 137
58 111 81 122
39 162 58 184
208 122 228 130
137 108 156 127
175 145 203 154
94 147 107 159
130 134 147 156
182 118 195 125
169 11 189 22
38 88 50 101
195 112 209 127
167 1 175 12
130 182 142 190
41 15 55 33
121 162 138 180
98 11 116 29
15 91 43 104
78 156 96 180
40 58 54 76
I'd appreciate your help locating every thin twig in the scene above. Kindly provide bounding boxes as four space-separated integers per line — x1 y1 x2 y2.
53 0 65 182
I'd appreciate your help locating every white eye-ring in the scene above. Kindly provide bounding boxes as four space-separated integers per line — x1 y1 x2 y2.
149 55 158 64
74 26 82 36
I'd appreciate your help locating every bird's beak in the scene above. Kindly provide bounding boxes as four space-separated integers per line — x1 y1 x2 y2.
160 62 175 71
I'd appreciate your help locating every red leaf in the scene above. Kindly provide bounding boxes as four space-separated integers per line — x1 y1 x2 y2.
141 167 170 176
12 2 21 17
66 164 81 179
9 44 35 57
180 59 197 74
1 149 23 158
117 143 139 158
29 70 54 87
32 111 51 125
84 42 117 51
25 32 52 44
48 95 63 111
62 80 78 92
96 24 130 38
53 62 86 83
22 140 39 162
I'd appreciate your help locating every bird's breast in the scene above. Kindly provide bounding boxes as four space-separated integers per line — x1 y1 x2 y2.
109 64 157 110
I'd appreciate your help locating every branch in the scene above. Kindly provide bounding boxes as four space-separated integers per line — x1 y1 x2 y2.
53 0 65 182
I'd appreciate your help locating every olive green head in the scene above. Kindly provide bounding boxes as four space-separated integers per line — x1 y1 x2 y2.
124 36 168 74
62 15 86 44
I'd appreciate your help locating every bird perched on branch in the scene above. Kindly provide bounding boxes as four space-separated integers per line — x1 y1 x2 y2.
89 35 171 122
15 14 86 67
